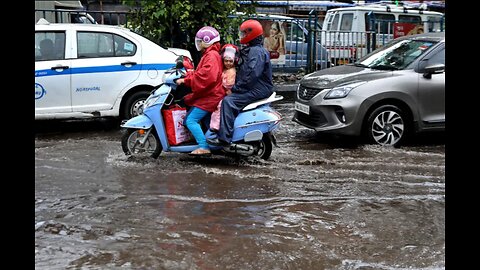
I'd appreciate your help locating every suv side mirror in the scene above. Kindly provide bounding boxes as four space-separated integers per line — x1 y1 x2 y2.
423 63 445 79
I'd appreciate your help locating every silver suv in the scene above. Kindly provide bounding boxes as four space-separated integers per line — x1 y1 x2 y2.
293 32 445 146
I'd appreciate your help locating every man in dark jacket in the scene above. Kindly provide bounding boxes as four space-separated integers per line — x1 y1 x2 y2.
208 19 274 146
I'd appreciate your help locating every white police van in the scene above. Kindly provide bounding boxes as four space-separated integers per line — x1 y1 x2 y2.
321 4 444 65
35 20 191 120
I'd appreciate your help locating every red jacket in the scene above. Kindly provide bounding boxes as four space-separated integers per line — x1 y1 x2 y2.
183 43 224 112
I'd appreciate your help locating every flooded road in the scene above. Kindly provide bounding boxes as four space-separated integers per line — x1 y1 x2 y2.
35 94 445 269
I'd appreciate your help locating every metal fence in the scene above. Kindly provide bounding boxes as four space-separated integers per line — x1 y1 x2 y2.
234 15 331 72
35 8 445 73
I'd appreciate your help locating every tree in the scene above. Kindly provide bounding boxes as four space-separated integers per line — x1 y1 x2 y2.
123 0 256 63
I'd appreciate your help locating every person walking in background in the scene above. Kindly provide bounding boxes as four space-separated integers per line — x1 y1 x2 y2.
175 26 224 156
210 44 238 132
207 19 274 146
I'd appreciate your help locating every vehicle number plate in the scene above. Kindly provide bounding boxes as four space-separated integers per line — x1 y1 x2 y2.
295 102 309 115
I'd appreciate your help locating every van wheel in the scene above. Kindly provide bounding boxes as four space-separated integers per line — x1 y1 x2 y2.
365 105 408 147
122 91 150 120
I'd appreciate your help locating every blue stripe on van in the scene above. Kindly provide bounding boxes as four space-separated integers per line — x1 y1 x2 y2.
35 63 175 77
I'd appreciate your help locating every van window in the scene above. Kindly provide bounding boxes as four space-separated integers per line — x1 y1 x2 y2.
398 15 421 24
35 31 66 61
114 35 136 56
427 16 444 32
398 15 424 35
77 32 136 58
365 13 395 34
285 22 306 42
78 32 113 58
330 14 340 31
339 13 354 31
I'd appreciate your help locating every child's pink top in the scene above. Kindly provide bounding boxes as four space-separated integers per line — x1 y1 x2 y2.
222 67 236 91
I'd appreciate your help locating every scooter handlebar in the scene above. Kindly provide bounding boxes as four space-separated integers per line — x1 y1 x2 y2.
164 69 185 85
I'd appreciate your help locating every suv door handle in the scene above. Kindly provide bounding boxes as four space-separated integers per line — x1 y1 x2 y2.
121 61 137 66
51 65 69 70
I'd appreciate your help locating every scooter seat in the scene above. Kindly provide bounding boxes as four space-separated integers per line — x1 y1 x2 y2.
242 92 284 111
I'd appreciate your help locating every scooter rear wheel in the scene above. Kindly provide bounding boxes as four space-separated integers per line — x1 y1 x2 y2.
256 135 273 160
121 128 162 159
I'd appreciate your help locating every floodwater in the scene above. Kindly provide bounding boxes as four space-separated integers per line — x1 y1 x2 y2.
35 94 445 270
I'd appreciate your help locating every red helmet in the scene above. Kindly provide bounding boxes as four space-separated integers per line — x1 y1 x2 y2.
239 19 263 44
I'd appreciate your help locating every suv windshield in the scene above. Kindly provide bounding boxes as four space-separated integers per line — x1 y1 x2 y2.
356 39 437 70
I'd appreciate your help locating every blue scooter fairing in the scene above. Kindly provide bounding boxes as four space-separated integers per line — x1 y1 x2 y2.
121 114 153 129
231 104 282 142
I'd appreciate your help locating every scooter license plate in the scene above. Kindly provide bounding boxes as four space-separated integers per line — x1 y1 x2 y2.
295 102 310 115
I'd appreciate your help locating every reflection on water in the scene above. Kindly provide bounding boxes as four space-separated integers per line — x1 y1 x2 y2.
35 98 444 269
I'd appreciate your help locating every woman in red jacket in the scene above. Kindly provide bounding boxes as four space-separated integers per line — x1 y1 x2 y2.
175 26 224 156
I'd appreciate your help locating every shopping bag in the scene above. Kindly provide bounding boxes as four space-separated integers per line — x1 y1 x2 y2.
162 105 193 145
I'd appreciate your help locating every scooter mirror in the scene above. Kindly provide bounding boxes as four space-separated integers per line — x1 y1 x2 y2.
176 57 184 69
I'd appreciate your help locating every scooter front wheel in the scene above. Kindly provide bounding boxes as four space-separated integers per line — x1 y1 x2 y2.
121 128 162 159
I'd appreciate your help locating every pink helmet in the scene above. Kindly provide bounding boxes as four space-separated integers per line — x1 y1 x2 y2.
221 44 239 64
195 26 220 51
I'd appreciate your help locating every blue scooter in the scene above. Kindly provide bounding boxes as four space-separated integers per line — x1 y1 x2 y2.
120 60 283 160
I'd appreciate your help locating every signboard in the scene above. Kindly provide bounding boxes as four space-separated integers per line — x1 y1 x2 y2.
393 23 424 38
260 20 287 65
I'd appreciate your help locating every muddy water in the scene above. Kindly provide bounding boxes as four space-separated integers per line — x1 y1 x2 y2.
35 96 445 269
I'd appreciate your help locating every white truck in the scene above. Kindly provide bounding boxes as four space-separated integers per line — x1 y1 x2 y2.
35 0 96 24
321 4 444 65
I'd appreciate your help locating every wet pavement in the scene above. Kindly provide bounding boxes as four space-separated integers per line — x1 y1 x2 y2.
35 93 445 269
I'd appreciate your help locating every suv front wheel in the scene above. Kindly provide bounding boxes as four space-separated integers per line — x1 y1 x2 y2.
366 104 408 147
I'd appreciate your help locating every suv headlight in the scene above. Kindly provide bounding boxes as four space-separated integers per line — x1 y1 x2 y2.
324 81 366 99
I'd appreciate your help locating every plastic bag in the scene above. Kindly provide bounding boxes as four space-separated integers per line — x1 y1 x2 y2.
162 105 193 145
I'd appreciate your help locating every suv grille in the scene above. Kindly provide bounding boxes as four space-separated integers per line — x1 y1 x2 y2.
298 85 323 100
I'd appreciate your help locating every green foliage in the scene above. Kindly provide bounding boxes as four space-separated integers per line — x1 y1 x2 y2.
122 0 256 58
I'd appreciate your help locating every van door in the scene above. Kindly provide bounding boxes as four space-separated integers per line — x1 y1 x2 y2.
323 11 356 65
69 30 141 113
35 31 72 116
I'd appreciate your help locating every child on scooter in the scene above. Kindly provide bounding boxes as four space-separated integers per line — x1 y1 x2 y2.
210 44 238 132
175 26 224 156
